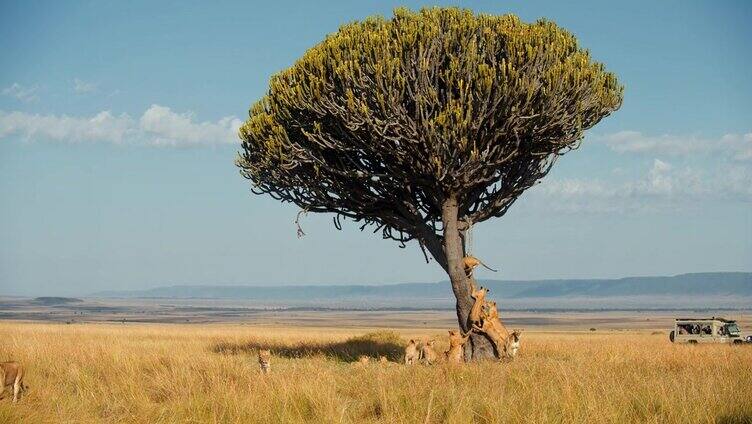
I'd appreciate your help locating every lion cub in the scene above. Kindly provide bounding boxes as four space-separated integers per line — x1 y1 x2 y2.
482 300 501 322
505 330 522 359
404 339 420 365
257 349 271 374
472 301 510 358
357 355 370 364
445 330 470 364
420 339 438 365
0 361 26 403
463 256 498 275
469 286 489 327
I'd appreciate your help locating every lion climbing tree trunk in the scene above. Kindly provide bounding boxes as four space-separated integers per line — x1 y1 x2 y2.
440 196 497 361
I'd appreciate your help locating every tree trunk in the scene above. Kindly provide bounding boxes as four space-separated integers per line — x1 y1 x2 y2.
441 196 497 361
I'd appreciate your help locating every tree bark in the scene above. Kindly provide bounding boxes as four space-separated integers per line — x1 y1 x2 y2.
440 196 497 361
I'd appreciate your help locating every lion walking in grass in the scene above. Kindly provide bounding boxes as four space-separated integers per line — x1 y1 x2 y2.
1 361 27 403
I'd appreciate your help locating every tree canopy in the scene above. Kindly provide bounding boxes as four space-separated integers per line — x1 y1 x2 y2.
237 7 622 253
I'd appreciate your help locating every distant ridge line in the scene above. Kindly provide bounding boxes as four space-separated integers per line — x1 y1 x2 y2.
91 272 752 300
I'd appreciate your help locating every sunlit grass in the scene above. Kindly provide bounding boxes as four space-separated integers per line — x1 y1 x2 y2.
0 321 750 423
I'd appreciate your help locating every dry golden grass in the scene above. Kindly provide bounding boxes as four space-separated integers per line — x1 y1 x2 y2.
0 321 750 423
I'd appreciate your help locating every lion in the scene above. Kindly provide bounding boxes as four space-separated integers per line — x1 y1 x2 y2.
505 329 522 359
257 349 271 374
404 339 420 365
482 300 500 321
463 256 498 276
0 361 26 403
469 286 489 327
472 301 510 359
420 339 438 365
472 319 507 359
357 355 370 364
445 330 470 364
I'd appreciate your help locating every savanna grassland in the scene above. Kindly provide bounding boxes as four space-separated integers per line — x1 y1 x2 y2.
1 320 751 424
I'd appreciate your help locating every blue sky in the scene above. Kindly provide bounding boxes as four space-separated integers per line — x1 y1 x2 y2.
1 1 750 296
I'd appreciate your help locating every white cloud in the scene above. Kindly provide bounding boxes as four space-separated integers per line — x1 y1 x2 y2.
529 158 752 213
0 105 242 146
642 158 673 195
73 79 98 94
598 131 752 161
139 105 242 146
728 133 752 161
2 83 39 102
0 110 133 143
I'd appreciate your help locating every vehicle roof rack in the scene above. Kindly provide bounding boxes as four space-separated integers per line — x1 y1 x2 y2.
675 317 735 323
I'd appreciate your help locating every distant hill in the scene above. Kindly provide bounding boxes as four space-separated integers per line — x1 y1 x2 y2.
91 272 751 309
489 272 752 298
33 297 83 305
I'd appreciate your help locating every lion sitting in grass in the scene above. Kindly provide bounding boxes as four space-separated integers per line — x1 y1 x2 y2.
445 330 470 364
258 349 271 374
420 339 438 365
505 330 522 359
404 339 420 365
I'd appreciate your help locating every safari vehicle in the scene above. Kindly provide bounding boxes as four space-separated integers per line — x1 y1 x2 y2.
669 317 743 344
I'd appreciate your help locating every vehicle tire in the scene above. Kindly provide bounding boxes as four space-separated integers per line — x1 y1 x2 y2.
669 330 675 343
733 340 743 345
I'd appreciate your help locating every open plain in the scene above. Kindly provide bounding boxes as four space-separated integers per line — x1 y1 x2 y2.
1 310 751 423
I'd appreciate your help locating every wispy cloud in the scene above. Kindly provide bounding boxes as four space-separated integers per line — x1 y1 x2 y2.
73 78 98 94
2 83 39 102
0 110 134 143
0 105 242 146
597 131 752 161
528 158 752 213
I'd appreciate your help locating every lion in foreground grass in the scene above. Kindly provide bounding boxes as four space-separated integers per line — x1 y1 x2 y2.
0 361 26 403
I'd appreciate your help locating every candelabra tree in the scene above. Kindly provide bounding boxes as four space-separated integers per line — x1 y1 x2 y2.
237 7 623 359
